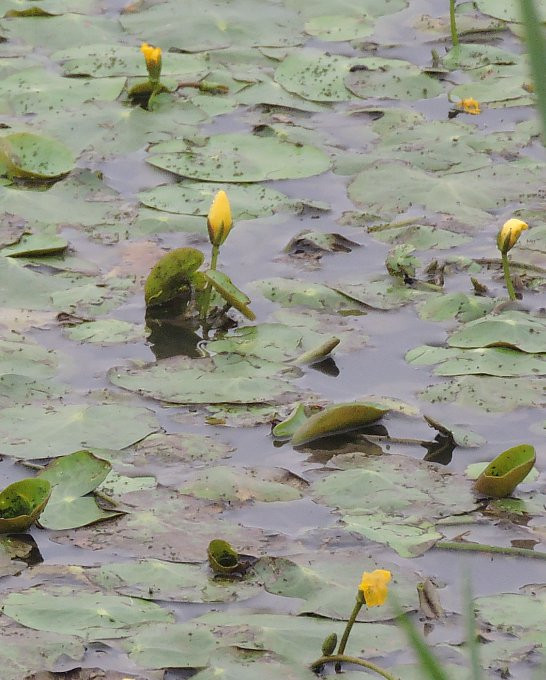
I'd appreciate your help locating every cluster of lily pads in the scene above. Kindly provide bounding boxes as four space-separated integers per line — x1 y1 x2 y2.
0 0 545 679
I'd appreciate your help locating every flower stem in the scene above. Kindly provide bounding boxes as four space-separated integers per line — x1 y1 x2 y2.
501 251 517 300
334 598 363 671
310 654 400 680
200 244 220 325
449 0 459 47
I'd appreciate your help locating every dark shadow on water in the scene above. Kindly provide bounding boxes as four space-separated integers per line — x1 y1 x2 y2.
145 297 203 360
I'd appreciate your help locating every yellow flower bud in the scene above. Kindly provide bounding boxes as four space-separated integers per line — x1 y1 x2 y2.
207 190 233 246
458 97 481 115
140 42 162 81
358 569 392 608
497 218 528 254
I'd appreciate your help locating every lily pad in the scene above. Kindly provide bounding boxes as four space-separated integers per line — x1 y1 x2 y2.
147 132 330 182
2 224 68 257
38 450 120 530
0 132 74 179
252 277 363 312
474 444 536 498
334 276 426 310
180 466 304 503
144 247 204 307
291 402 387 446
405 345 546 377
447 311 546 353
65 319 145 344
345 58 444 100
139 181 305 220
0 478 51 533
0 404 158 459
420 376 545 412
89 558 261 603
272 403 309 439
418 293 495 322
109 354 307 405
476 0 546 23
0 331 59 378
251 550 418 621
0 586 173 641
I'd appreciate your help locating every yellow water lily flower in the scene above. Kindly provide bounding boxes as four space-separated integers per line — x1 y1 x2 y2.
207 190 233 246
358 569 392 607
497 218 528 254
458 97 481 115
140 42 162 81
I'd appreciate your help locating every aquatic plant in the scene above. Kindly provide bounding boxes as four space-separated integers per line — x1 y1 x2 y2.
497 218 528 300
310 569 398 679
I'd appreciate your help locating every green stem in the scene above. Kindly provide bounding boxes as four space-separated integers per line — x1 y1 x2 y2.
436 540 546 560
335 598 363 671
449 0 459 47
200 244 220 325
501 251 517 300
310 654 400 680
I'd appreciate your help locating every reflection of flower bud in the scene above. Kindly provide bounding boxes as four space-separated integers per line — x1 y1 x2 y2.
207 190 233 246
497 218 528 254
140 42 162 82
458 97 481 115
358 569 392 608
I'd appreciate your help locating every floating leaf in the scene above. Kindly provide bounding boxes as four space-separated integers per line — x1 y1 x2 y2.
345 58 444 100
292 337 340 365
1 586 173 641
147 132 330 182
109 354 307 405
38 451 120 530
0 133 74 180
447 311 546 353
145 247 204 307
418 293 495 322
204 270 256 320
207 539 240 575
272 403 309 439
474 444 536 498
0 404 158 459
291 402 387 446
0 479 51 533
252 277 363 312
406 345 546 377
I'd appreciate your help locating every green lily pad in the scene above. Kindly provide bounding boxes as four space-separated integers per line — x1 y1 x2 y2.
192 648 318 680
65 319 145 344
38 450 120 530
345 58 444 100
447 311 546 353
0 404 158 459
109 354 307 406
180 466 304 503
420 376 545 412
204 270 256 320
206 323 339 363
424 416 486 448
0 617 85 680
474 444 536 498
124 622 219 669
89 558 261 603
2 224 68 257
334 276 427 310
474 590 546 647
1 586 173 641
207 538 241 575
0 132 74 179
139 181 306 220
476 0 546 22
304 13 373 41
372 224 471 250
147 132 330 182
285 230 358 256
442 43 519 70
53 43 208 78
417 293 496 322
0 331 59 378
272 403 309 439
144 247 204 307
406 345 546 377
252 277 363 312
0 478 51 533
251 549 418 621
291 402 387 446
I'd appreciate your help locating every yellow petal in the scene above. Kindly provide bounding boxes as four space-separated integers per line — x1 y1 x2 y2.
497 218 528 253
358 569 392 608
459 97 481 115
207 190 233 246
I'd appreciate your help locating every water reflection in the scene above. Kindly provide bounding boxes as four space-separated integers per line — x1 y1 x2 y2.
145 298 203 360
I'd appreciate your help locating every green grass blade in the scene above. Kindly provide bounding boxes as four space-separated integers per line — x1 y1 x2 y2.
520 0 546 143
463 579 483 680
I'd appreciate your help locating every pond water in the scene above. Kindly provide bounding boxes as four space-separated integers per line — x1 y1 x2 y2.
0 1 544 679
